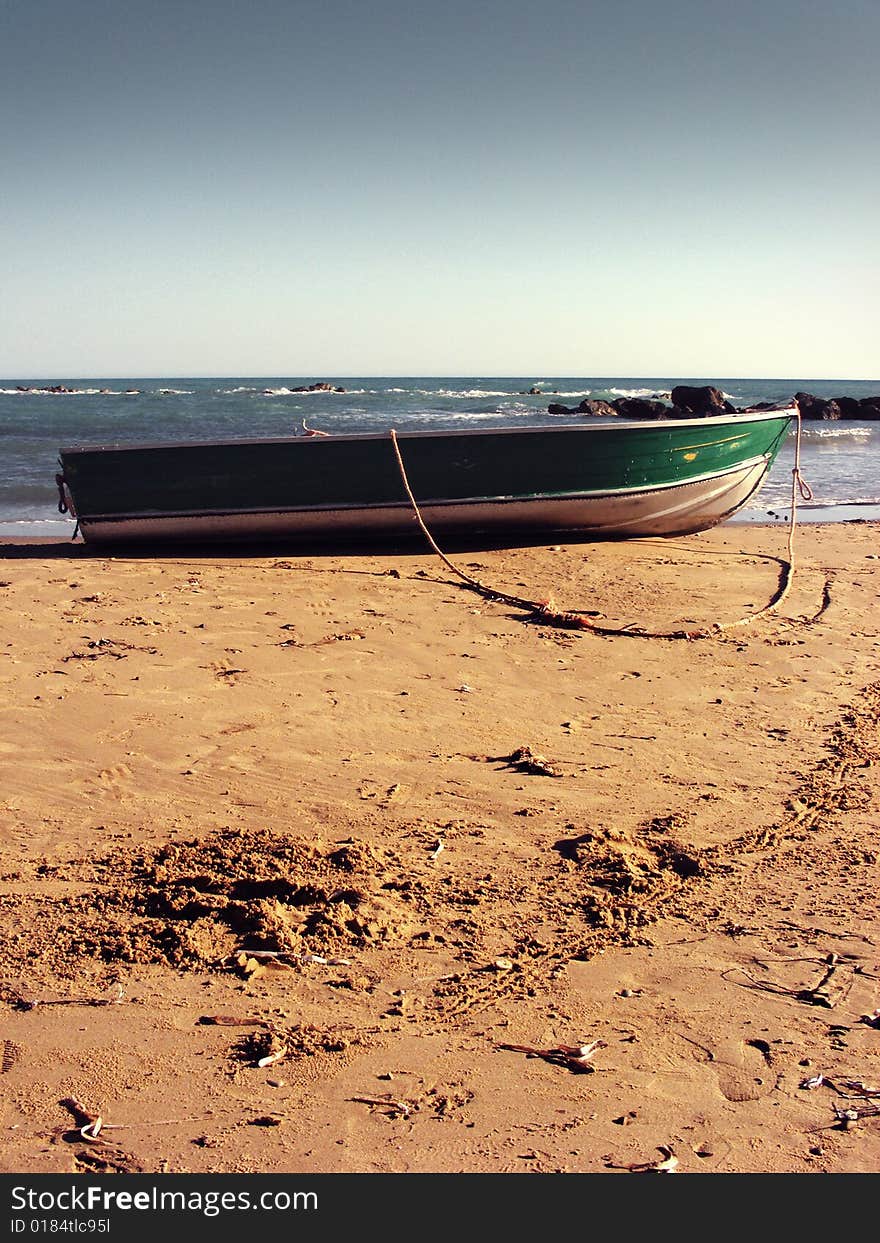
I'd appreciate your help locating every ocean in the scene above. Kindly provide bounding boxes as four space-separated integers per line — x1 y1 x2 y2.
1 376 878 538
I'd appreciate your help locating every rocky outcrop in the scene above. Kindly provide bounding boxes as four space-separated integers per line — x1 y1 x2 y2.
835 396 864 419
794 392 842 420
16 384 76 393
547 396 681 419
547 392 717 419
577 399 617 416
290 382 345 393
795 392 880 419
613 398 671 420
670 385 734 415
547 398 623 417
545 387 880 421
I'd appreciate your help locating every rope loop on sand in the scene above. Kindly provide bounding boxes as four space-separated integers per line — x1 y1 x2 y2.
388 415 813 642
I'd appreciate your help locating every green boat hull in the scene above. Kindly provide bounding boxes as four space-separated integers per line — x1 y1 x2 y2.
58 410 794 546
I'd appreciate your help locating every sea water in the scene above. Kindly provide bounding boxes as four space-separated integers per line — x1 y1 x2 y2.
1 377 878 538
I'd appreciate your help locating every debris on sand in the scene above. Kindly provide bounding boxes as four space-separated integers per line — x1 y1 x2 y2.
723 952 854 1009
197 1015 269 1028
605 1144 679 1173
235 1023 363 1070
350 1093 415 1120
498 1039 606 1073
482 746 563 777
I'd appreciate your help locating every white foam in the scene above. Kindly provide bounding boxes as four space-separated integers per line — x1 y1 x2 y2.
444 410 527 421
802 425 873 440
419 388 511 399
605 388 672 399
0 518 76 537
0 386 125 395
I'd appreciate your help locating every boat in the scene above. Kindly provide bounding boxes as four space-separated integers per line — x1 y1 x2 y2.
55 408 795 547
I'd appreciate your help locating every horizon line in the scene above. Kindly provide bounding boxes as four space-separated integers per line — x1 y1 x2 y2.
3 374 878 384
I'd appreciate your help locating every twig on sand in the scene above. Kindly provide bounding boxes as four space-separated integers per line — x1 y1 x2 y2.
722 953 852 1008
197 1015 270 1028
350 1094 414 1119
800 1076 880 1132
10 985 125 1012
60 1096 216 1142
800 1075 880 1099
498 1040 606 1073
604 1145 679 1173
228 949 353 969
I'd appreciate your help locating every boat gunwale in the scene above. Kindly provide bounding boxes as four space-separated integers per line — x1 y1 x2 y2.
59 408 797 457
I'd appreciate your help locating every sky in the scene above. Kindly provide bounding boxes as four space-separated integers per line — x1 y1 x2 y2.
0 0 877 379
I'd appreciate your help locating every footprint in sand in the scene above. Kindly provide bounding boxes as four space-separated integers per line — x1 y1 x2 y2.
98 763 132 788
82 763 134 801
357 780 408 807
73 1149 144 1175
2 1040 21 1074
712 1038 777 1102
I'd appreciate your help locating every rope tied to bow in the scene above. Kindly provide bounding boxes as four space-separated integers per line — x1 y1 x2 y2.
388 413 815 641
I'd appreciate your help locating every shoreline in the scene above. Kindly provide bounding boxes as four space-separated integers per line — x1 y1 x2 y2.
1 523 878 1174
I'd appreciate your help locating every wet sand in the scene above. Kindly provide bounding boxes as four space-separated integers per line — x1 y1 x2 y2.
0 522 878 1175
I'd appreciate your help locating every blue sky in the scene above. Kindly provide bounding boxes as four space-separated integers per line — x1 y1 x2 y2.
1 0 876 378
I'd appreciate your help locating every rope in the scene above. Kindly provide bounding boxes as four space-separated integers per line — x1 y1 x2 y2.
711 406 813 635
388 415 813 642
388 429 548 615
55 470 82 540
55 472 68 514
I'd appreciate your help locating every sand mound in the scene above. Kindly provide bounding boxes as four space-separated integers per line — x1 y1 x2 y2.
3 828 422 976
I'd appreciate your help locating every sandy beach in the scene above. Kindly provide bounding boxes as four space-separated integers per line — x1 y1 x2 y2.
0 521 878 1176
